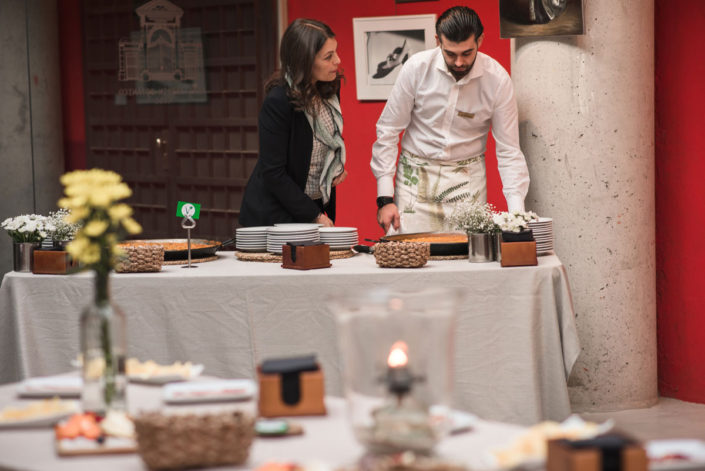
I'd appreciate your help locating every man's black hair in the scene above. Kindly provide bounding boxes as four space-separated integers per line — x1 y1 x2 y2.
436 6 484 43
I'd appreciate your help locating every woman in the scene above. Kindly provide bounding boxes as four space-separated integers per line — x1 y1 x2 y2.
239 18 347 227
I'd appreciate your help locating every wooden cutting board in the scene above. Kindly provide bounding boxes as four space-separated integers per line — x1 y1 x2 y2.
56 436 137 456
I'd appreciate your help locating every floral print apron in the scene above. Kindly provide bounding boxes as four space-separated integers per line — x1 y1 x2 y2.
393 150 487 234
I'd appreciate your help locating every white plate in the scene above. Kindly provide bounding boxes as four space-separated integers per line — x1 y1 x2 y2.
268 235 321 241
270 224 321 231
163 379 257 404
648 439 705 470
128 364 204 385
274 222 323 230
428 406 479 434
237 226 272 233
268 234 320 240
17 376 82 398
318 227 358 233
0 401 79 428
320 235 358 240
448 410 479 434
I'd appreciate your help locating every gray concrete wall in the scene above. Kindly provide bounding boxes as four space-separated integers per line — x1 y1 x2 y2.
0 0 64 279
512 0 657 411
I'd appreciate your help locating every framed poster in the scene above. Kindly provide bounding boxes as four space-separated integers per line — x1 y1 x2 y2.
500 0 584 38
353 14 436 100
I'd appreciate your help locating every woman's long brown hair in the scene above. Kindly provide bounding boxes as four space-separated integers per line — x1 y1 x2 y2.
265 18 343 115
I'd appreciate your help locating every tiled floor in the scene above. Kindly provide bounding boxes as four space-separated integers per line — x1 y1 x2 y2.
580 397 705 441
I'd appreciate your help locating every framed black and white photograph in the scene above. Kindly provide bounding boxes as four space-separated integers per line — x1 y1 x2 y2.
499 0 584 38
353 14 436 101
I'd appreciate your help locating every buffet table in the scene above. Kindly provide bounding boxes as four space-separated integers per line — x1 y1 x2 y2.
0 378 527 471
0 253 579 425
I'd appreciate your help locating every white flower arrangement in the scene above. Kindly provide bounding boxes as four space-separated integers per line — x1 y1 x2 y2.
47 208 81 242
1 214 55 243
492 210 539 233
449 201 496 234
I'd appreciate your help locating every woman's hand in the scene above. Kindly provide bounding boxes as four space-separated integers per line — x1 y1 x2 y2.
332 169 348 187
315 213 335 227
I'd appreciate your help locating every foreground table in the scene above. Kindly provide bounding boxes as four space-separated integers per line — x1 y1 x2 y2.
0 253 579 425
0 378 526 471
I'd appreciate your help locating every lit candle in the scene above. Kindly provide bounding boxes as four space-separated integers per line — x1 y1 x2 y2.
386 341 413 398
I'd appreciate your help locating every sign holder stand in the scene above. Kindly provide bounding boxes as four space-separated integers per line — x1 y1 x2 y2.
179 202 199 269
181 216 197 269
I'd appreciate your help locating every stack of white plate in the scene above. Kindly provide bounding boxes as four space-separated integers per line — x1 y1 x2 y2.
235 226 269 252
267 225 321 254
528 217 554 255
319 227 358 251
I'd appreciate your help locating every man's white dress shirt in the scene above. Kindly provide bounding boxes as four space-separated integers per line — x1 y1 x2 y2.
371 48 530 211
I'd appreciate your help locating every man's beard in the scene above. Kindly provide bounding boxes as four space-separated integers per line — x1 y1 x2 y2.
447 57 477 80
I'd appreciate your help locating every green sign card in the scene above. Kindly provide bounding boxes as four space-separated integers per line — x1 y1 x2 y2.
176 201 201 220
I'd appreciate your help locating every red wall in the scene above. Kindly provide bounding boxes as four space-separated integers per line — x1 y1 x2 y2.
57 0 86 171
287 0 511 241
655 0 705 402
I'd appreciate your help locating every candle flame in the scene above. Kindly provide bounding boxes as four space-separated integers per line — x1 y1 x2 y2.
387 341 408 368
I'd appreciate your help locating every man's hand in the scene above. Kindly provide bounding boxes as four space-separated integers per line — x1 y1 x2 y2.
315 213 335 227
377 203 400 234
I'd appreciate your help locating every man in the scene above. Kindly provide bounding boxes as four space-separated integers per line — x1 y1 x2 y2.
371 6 530 234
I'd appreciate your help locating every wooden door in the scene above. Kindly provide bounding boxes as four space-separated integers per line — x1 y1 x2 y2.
82 0 277 241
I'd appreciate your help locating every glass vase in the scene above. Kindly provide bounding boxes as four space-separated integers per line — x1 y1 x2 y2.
80 270 127 415
331 288 458 455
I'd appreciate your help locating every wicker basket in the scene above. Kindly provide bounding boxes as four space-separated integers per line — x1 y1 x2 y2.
116 245 164 273
134 411 255 470
374 241 430 268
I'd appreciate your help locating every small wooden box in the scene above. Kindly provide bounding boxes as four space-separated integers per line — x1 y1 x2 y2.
500 241 538 267
32 250 78 275
281 243 331 270
547 435 647 471
257 364 326 418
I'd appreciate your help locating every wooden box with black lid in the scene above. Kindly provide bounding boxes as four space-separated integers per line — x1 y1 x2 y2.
281 241 330 270
547 433 647 471
499 230 538 267
257 355 326 417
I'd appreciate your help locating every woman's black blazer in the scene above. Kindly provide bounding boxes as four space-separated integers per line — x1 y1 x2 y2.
238 85 336 227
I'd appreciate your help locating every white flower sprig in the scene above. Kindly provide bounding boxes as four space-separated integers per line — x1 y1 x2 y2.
492 210 539 233
449 201 496 234
47 209 81 242
1 214 55 243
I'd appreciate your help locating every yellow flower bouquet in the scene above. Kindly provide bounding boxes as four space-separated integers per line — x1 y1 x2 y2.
58 169 142 273
58 169 142 414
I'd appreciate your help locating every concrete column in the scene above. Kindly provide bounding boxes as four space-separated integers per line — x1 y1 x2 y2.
0 0 64 280
512 1 656 411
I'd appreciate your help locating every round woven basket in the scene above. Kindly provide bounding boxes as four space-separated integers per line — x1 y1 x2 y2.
374 241 430 268
134 411 255 469
116 245 164 273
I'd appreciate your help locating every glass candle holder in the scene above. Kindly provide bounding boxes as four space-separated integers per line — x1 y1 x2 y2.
331 288 458 455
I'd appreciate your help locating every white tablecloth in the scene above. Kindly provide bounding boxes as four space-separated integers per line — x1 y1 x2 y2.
0 253 580 425
0 377 527 471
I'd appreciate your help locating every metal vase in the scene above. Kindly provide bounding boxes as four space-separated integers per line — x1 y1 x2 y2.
468 232 493 263
13 242 40 272
493 232 503 262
